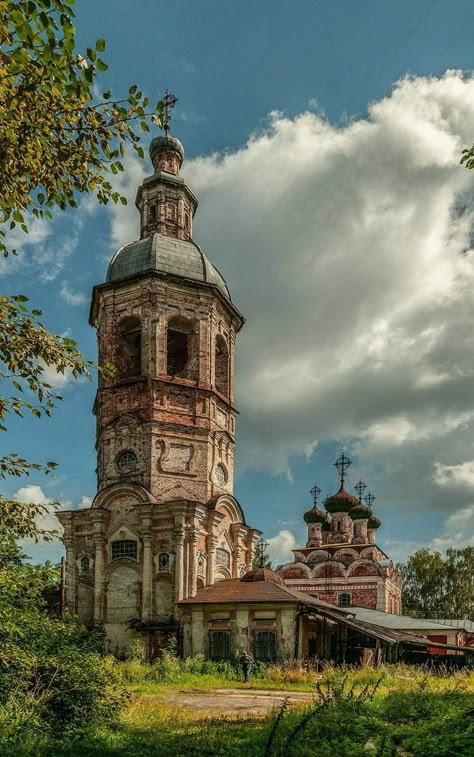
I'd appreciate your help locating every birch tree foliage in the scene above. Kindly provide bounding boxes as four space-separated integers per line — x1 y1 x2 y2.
0 0 163 540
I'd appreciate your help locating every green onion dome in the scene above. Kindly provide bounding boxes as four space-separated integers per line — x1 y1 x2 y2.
304 505 328 524
368 514 381 529
349 502 371 520
324 487 359 514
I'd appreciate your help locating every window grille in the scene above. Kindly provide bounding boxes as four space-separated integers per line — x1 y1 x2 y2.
111 540 137 561
255 630 276 661
216 548 230 568
209 630 231 660
215 464 227 485
80 555 90 574
116 450 138 473
338 593 351 607
158 552 170 571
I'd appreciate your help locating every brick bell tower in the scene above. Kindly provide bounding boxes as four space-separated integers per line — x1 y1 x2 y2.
90 131 242 503
58 106 260 654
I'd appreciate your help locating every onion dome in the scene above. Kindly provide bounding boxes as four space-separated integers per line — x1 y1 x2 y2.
304 504 327 524
149 134 184 167
240 566 283 585
349 502 371 520
368 514 381 530
324 487 359 514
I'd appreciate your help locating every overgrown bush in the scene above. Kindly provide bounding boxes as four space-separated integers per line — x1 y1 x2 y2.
0 559 124 754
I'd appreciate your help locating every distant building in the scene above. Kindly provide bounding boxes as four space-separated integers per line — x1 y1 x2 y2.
277 475 402 614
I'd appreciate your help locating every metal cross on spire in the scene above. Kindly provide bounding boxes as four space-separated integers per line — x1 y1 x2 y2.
334 454 352 488
309 484 321 506
162 89 178 135
365 492 376 509
355 480 367 502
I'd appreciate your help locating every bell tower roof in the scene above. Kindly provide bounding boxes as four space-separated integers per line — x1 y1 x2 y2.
104 92 233 304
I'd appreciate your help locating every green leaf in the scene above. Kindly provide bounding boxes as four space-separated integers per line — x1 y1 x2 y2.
96 59 108 72
96 38 106 52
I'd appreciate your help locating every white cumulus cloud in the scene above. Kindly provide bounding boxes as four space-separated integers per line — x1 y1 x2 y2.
106 70 474 525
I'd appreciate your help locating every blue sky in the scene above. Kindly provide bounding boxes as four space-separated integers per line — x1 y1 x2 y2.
4 0 474 564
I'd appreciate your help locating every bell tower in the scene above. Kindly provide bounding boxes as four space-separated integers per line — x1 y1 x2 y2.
90 134 243 504
58 104 260 654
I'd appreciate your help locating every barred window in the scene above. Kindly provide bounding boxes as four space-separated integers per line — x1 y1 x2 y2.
158 552 170 571
255 630 276 661
111 540 137 561
116 450 138 473
216 548 230 568
338 593 351 607
209 630 231 660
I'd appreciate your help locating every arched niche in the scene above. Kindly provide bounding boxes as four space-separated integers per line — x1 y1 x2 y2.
312 561 346 579
106 563 140 624
211 494 246 525
348 560 383 578
166 315 197 379
215 335 229 397
92 482 154 511
117 315 142 377
279 562 311 579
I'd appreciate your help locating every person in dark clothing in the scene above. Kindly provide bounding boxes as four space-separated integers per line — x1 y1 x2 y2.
239 650 254 683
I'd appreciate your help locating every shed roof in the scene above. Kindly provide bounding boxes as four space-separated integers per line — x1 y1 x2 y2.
349 607 461 631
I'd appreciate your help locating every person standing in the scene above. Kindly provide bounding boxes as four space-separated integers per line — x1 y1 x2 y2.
239 650 254 683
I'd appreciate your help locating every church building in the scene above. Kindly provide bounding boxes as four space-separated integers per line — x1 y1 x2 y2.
59 109 406 662
58 118 261 656
277 457 402 615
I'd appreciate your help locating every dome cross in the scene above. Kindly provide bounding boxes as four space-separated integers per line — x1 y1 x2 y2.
365 492 376 509
355 480 367 502
310 484 321 506
334 453 352 488
162 89 178 135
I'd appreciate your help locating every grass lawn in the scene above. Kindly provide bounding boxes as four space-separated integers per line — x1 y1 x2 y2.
41 665 474 757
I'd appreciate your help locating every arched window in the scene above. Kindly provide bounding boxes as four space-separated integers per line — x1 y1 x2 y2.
118 316 141 377
216 548 230 568
80 555 90 575
111 539 137 561
215 335 229 397
338 593 351 608
167 316 195 378
197 553 205 575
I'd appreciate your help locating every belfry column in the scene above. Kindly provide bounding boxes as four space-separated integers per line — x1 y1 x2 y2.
141 507 153 620
92 517 106 625
189 529 199 597
174 517 185 601
230 524 243 578
206 534 218 585
64 535 76 612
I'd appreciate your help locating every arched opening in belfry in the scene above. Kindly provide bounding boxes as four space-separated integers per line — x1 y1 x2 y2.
215 335 229 397
167 316 196 379
117 316 141 377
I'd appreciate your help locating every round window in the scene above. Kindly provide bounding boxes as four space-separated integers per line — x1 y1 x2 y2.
116 450 138 473
215 463 227 485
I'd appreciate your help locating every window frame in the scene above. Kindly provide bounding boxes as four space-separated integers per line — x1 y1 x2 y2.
111 539 138 561
208 629 231 661
337 592 351 607
254 630 277 662
215 547 231 568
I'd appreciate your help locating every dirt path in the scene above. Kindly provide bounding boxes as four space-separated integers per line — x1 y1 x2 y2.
144 688 315 714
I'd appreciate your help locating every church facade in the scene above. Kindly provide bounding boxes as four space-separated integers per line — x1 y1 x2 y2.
58 132 260 655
